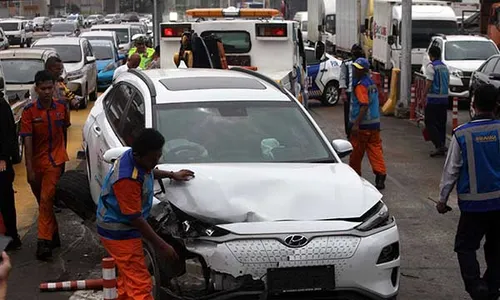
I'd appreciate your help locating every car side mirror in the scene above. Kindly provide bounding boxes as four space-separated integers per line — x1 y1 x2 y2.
387 35 395 46
103 147 130 164
86 56 96 63
490 73 500 81
332 139 353 158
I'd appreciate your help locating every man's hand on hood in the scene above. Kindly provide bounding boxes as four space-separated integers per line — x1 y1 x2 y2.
171 169 194 181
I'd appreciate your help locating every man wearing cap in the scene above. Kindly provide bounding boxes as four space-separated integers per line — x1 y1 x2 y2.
128 36 155 70
339 44 365 138
349 57 387 190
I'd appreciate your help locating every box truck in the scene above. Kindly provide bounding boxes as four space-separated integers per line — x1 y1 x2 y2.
335 0 368 58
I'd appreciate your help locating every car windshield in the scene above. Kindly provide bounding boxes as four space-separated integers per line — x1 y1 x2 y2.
51 23 75 32
105 14 115 18
445 41 499 60
84 35 113 44
90 43 114 60
87 15 97 20
33 17 45 22
0 23 19 31
33 44 81 63
1 59 45 84
101 28 128 42
67 16 77 20
154 101 334 164
410 20 459 49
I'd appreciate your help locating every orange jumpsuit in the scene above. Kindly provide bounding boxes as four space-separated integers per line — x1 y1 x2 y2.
349 84 387 176
20 99 69 241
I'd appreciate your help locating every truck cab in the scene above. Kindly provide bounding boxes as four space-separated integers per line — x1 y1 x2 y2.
159 7 308 106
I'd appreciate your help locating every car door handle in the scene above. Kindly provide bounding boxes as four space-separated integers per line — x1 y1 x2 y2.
320 69 328 73
93 126 101 136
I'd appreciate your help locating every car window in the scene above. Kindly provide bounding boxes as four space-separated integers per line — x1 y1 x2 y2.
155 101 334 164
483 58 499 74
130 27 141 37
104 84 134 140
305 49 320 65
445 41 499 61
0 23 19 31
121 92 145 146
1 59 45 84
200 31 251 54
32 44 82 63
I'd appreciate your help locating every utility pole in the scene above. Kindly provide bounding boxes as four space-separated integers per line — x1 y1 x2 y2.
153 0 158 46
357 0 362 46
396 0 411 118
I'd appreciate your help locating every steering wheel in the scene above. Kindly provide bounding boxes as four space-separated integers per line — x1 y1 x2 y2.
165 144 207 162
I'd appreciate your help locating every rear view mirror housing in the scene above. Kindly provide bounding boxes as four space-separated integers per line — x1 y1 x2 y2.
103 147 130 164
332 139 353 158
387 36 395 46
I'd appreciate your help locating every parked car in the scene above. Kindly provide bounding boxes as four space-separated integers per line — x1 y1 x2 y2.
66 14 84 28
121 12 140 22
422 35 500 102
0 19 31 47
89 39 123 89
103 14 121 24
469 54 500 118
31 37 98 108
0 28 9 50
0 49 61 160
90 24 136 53
58 68 401 300
85 14 105 27
80 30 121 53
32 16 51 31
305 46 342 106
48 22 79 37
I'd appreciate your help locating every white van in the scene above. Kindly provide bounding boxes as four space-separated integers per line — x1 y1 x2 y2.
0 19 30 47
293 11 308 42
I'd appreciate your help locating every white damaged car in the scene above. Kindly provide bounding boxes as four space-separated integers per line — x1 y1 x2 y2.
61 67 400 300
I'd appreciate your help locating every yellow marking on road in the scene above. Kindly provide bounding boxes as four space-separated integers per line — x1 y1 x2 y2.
13 101 96 237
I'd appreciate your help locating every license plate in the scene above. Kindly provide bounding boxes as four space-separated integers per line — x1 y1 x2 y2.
267 265 335 295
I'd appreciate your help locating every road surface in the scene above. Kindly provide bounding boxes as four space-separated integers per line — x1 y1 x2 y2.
7 98 474 299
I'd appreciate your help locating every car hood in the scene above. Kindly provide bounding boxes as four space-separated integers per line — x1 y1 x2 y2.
446 60 485 72
157 163 381 224
96 59 114 71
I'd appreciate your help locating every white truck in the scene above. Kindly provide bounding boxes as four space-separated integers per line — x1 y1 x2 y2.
323 0 336 54
372 0 458 74
306 0 336 53
335 0 368 58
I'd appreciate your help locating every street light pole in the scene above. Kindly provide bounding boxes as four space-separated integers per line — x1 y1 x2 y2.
153 0 159 46
396 0 412 117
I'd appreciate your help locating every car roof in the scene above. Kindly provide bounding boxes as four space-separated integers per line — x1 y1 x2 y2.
33 37 83 45
92 24 131 29
0 48 58 59
88 39 114 47
81 31 116 37
122 69 291 104
0 19 22 23
437 35 494 42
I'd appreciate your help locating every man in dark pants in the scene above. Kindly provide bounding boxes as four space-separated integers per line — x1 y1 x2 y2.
339 44 364 138
438 84 500 300
0 91 22 250
424 46 450 157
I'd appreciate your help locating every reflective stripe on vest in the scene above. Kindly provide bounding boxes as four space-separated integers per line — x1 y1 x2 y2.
454 121 500 207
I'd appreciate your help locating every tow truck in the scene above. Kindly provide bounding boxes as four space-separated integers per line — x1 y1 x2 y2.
158 7 309 105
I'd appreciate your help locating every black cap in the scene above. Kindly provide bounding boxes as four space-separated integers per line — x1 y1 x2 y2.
351 44 362 52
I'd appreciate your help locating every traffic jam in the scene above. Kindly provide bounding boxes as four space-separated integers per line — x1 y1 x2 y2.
0 0 500 299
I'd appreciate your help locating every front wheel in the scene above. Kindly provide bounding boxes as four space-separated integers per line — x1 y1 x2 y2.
321 81 340 106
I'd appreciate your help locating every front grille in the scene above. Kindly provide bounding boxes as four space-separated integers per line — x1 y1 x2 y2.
462 71 472 77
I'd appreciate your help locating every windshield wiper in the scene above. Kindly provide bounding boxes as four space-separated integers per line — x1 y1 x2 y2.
307 158 337 163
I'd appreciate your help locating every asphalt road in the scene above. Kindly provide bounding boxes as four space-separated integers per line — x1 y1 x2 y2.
6 96 475 299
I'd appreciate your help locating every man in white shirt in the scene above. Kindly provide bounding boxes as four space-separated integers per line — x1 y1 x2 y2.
113 53 141 81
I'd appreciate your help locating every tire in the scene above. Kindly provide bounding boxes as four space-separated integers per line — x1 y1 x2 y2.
55 170 96 222
89 84 98 102
321 81 340 106
143 240 162 300
79 86 89 109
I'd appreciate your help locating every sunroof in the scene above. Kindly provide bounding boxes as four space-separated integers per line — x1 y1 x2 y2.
159 76 267 91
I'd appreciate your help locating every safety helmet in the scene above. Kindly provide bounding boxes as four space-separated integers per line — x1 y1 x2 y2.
133 34 147 44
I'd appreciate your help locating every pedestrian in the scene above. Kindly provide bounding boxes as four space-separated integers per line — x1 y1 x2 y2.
424 45 450 157
0 91 22 251
97 128 194 299
438 84 500 300
113 53 141 81
339 44 365 138
128 35 155 69
146 45 160 70
20 70 70 260
348 57 387 190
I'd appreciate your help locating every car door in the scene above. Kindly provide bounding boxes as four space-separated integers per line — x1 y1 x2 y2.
305 48 322 97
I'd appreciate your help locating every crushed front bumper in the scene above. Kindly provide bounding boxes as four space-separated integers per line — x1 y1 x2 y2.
186 223 400 299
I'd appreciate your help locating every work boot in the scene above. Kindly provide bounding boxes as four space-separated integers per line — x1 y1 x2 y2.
5 235 22 251
375 174 386 190
36 239 52 261
430 147 447 157
52 231 61 249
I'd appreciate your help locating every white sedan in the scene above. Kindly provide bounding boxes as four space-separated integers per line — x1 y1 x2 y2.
66 67 400 299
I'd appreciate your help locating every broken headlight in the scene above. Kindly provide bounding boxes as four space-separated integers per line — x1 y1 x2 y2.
182 219 230 238
356 201 392 232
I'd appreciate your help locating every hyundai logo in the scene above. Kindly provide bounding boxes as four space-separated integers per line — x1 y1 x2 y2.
284 235 308 248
